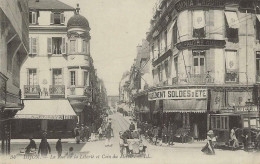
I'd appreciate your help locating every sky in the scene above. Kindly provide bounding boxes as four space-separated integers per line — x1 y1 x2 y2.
60 0 157 96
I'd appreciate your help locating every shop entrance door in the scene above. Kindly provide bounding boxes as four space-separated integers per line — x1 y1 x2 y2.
229 116 242 129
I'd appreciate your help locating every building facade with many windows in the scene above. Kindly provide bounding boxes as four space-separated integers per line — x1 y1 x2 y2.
14 0 97 139
138 0 260 140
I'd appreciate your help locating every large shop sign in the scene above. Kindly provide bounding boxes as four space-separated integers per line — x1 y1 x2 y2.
234 106 258 114
148 88 207 101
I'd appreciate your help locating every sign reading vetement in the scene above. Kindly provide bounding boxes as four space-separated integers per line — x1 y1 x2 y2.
148 88 207 101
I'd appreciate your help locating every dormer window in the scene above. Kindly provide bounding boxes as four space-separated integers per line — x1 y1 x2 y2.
50 12 64 25
29 11 37 24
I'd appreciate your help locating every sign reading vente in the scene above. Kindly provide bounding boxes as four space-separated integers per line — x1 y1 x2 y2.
148 88 207 101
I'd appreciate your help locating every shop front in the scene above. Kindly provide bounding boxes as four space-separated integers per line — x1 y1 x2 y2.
13 99 77 139
209 87 259 145
148 87 208 140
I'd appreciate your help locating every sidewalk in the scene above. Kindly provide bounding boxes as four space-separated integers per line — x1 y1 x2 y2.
11 138 76 144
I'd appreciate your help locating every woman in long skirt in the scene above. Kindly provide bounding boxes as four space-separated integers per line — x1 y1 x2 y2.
201 130 215 155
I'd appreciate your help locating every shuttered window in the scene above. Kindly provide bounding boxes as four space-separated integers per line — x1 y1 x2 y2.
70 71 76 86
47 38 52 54
52 69 62 85
27 69 37 85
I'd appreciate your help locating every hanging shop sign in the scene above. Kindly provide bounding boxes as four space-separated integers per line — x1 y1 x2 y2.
148 88 207 101
174 0 225 12
234 106 258 114
176 39 226 50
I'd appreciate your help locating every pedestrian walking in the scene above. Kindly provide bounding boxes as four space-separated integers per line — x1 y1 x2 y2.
90 123 96 141
98 126 103 140
105 123 114 147
230 127 239 150
201 130 215 155
74 124 80 144
56 138 62 158
162 124 168 144
25 137 37 154
38 138 51 157
152 126 159 145
168 123 175 145
80 124 85 142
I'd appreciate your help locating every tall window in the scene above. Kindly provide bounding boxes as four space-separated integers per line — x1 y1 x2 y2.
29 11 37 24
82 40 87 52
157 38 160 57
192 10 206 38
158 66 162 82
70 71 76 86
193 50 205 75
174 56 178 78
70 40 76 53
83 71 89 86
225 50 238 83
47 37 65 54
28 69 37 85
29 37 38 55
172 22 178 46
224 11 239 42
50 12 64 25
52 69 62 85
165 61 169 78
256 52 260 83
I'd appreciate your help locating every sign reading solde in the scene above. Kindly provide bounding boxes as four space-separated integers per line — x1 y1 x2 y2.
148 88 207 101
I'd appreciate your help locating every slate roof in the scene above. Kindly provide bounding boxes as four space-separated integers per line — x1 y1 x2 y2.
29 0 75 11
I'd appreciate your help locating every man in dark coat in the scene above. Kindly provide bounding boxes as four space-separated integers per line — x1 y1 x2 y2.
129 122 135 132
38 138 51 157
56 138 62 158
162 124 168 143
25 137 37 154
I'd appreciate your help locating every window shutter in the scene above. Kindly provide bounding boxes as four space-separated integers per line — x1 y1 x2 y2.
47 38 52 54
50 12 54 24
62 37 66 54
32 12 37 24
29 37 31 54
36 37 39 55
60 13 64 24
32 38 37 54
27 69 29 85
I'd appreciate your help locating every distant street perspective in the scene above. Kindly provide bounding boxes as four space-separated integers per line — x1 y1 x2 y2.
2 0 260 164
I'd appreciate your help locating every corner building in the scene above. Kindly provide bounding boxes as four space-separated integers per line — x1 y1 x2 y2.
14 0 94 139
145 0 260 140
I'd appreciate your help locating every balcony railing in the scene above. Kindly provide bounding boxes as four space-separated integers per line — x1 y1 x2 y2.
24 85 41 98
172 73 215 85
49 85 65 98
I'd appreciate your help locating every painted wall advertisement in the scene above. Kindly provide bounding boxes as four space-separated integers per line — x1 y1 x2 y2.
148 88 207 101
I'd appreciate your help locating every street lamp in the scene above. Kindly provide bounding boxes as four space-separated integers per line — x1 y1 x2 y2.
245 99 253 149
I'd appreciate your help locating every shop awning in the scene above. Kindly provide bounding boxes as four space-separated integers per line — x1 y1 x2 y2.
163 99 206 113
224 11 239 29
14 100 77 120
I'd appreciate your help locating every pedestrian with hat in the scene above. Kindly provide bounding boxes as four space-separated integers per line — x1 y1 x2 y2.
74 124 80 144
201 130 215 155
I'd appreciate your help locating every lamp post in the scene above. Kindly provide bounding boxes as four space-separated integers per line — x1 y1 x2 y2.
245 99 253 149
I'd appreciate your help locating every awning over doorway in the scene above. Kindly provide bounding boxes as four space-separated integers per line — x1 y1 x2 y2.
163 99 206 113
14 100 77 120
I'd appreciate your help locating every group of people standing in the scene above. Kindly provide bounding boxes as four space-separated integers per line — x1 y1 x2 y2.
73 123 97 144
137 121 177 146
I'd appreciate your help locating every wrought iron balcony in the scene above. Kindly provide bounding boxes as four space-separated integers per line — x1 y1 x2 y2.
24 85 41 98
49 85 65 98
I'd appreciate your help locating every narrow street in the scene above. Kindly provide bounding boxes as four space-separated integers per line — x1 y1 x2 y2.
2 113 260 164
